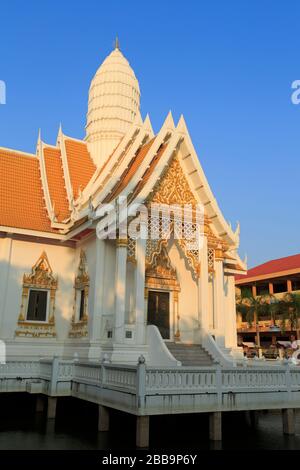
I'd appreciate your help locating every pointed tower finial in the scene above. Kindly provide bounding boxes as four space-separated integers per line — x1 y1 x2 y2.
114 36 120 50
36 128 42 156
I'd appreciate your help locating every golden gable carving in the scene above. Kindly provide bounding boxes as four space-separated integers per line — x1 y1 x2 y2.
148 155 197 207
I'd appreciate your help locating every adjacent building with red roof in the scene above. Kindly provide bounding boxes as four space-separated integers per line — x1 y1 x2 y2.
235 254 300 346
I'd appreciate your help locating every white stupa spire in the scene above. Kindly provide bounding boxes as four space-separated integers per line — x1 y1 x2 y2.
85 40 141 166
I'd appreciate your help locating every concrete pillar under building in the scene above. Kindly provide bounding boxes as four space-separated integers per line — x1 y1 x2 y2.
98 405 110 432
47 397 57 420
35 395 46 413
282 408 295 435
136 416 149 448
245 410 259 428
209 412 222 441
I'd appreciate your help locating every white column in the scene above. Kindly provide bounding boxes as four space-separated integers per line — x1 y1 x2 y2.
198 237 209 331
224 275 238 349
135 237 146 344
91 238 106 341
114 238 127 343
214 252 225 348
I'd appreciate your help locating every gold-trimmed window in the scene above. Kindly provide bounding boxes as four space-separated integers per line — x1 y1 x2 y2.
15 251 57 338
69 250 89 338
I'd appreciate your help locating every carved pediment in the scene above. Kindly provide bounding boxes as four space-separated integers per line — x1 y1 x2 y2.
75 249 90 288
23 251 57 289
146 242 177 280
148 155 197 207
146 242 180 291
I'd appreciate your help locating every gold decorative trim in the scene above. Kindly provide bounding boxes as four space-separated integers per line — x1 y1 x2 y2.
16 252 57 338
214 246 224 261
69 250 89 338
116 238 128 248
145 241 180 291
148 154 197 207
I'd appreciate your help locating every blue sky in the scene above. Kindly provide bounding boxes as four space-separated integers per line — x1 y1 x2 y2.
0 0 299 267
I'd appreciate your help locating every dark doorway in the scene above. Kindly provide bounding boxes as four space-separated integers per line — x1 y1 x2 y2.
147 291 170 339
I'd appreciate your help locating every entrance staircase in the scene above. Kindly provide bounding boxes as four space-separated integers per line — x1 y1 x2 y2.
166 342 215 366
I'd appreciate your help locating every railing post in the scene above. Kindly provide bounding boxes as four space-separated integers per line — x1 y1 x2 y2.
100 363 107 386
136 355 146 409
216 364 222 407
50 355 60 396
285 362 292 402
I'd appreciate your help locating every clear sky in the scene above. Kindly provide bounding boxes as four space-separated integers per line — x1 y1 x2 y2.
0 0 299 267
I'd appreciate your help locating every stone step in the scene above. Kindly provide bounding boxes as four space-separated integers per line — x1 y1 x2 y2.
166 342 214 366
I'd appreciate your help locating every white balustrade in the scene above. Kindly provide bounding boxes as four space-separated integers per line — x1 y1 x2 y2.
2 359 300 413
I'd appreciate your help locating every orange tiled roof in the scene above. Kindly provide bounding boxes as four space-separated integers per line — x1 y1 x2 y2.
103 138 155 203
0 149 56 232
0 134 158 235
65 139 96 199
130 142 168 201
43 146 70 223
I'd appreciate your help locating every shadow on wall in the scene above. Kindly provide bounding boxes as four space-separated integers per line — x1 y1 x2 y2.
0 240 77 349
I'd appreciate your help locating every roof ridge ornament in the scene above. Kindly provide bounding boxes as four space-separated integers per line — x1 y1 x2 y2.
114 36 120 50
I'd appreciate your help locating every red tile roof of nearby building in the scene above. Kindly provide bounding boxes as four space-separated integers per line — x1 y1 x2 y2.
236 253 300 282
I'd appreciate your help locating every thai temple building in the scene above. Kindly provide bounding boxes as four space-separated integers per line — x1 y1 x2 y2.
0 42 247 366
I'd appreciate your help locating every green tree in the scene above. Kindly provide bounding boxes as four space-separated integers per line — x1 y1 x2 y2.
236 291 267 346
280 293 300 338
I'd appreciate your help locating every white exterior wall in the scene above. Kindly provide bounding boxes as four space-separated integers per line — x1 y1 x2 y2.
102 240 116 318
224 274 239 350
168 242 198 343
0 239 75 341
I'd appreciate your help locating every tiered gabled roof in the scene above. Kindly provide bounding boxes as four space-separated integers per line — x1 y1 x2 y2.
0 128 96 236
43 145 70 223
0 112 246 274
0 147 55 232
64 138 96 200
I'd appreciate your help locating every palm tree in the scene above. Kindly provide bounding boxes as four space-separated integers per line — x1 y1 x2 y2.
280 293 300 339
264 294 280 327
236 291 266 347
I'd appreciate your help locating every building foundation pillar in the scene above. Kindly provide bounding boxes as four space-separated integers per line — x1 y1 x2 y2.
282 408 295 435
36 395 45 413
245 410 259 428
98 405 110 432
136 416 149 448
47 397 57 420
209 412 222 441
